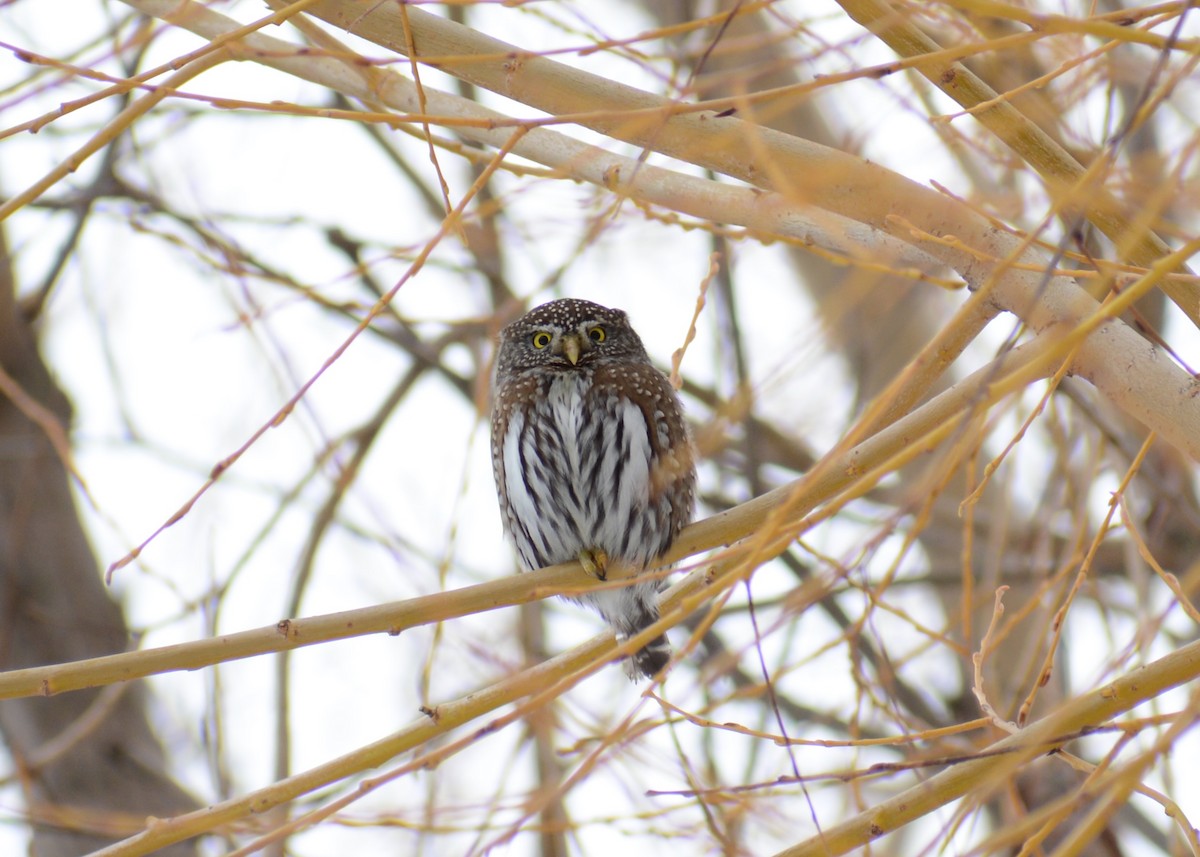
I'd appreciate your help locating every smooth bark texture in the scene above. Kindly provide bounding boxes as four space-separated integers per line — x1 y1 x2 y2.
0 231 197 855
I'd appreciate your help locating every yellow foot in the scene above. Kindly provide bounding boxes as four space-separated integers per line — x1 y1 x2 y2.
579 548 609 581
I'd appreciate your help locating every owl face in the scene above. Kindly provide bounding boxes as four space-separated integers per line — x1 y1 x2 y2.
495 299 650 376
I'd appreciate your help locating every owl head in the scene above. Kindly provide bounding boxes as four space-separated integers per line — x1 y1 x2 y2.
495 299 650 376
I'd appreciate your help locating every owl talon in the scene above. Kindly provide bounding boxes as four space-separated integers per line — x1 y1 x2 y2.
579 549 608 581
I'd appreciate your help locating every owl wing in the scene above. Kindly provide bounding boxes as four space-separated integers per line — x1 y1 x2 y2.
490 374 548 569
593 363 696 546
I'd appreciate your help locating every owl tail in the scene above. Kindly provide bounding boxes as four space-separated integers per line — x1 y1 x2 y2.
627 634 671 680
619 597 672 681
588 582 672 680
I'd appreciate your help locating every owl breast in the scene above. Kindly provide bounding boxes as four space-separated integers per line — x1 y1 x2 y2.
499 371 674 571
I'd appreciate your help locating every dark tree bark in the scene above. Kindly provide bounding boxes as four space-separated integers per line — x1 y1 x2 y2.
0 229 198 856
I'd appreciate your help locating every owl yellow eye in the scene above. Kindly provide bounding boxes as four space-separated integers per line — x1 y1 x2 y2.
531 331 552 349
588 326 606 344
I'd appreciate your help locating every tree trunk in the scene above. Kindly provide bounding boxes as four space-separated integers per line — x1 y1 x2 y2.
0 229 198 856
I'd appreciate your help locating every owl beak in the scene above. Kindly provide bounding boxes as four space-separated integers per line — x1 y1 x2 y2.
560 334 582 365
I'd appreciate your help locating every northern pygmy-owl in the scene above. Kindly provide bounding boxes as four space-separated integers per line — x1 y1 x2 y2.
491 299 696 679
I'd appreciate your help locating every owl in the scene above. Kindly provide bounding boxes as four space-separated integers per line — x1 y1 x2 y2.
491 299 696 679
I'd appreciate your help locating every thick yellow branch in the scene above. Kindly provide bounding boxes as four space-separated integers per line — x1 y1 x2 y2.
835 0 1200 325
775 639 1200 856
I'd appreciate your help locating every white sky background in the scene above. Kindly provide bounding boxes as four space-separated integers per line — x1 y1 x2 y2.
2 1 1200 855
